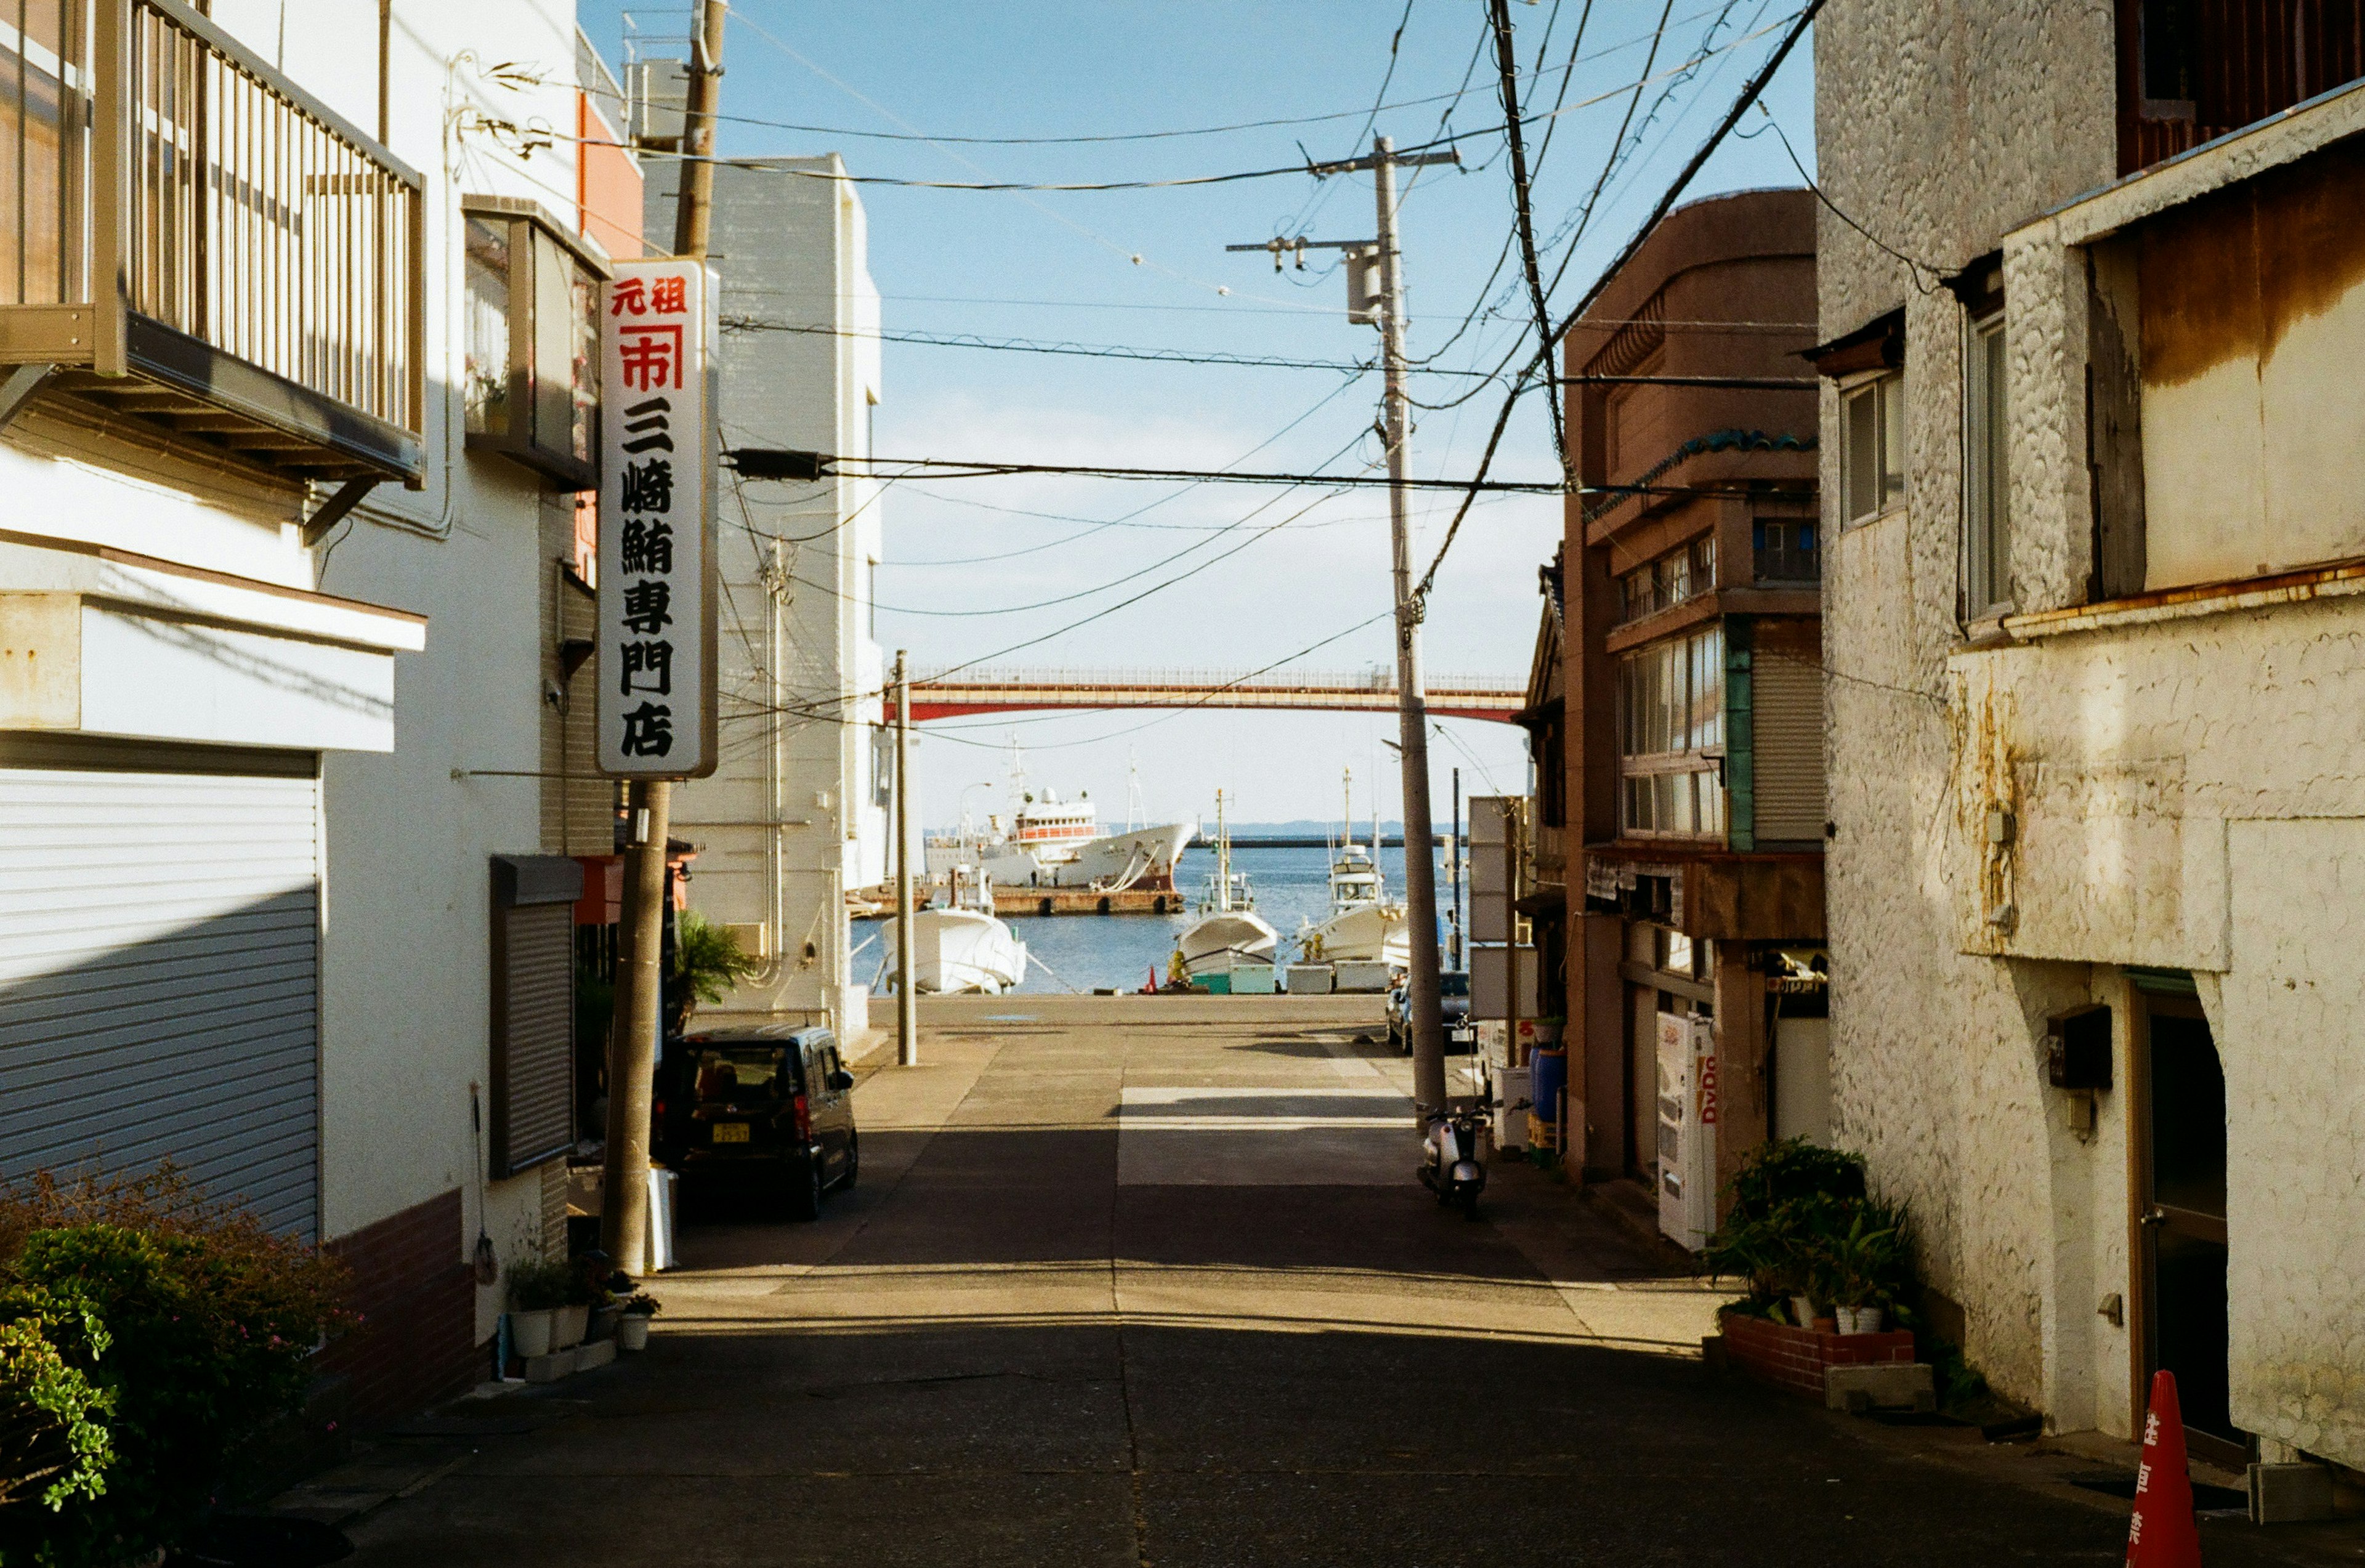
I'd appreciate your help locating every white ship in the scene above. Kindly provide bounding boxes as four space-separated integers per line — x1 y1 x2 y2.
889 867 1027 995
1172 790 1278 981
1296 770 1410 970
924 746 1194 893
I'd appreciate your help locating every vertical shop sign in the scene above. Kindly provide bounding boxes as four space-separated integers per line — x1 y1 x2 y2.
598 258 719 778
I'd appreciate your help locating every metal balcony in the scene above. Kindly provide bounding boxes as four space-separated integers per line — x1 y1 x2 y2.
0 0 423 486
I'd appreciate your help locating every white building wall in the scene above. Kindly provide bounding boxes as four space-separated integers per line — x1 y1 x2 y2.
254 0 589 1338
650 156 884 1031
1821 3 2365 1465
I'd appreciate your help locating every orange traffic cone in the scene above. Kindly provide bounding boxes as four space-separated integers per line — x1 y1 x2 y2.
2126 1370 2203 1567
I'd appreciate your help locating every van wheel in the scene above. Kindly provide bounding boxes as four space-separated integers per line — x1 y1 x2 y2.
786 1153 823 1222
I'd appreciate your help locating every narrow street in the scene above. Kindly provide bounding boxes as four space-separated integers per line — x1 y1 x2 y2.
328 998 2284 1567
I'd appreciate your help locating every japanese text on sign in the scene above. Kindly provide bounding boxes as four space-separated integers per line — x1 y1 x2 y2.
598 259 718 778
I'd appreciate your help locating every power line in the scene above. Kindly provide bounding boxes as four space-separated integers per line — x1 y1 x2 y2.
731 450 1567 494
718 317 1409 376
1490 0 1570 482
1413 0 1825 604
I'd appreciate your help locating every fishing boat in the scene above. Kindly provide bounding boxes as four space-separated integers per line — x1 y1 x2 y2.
1296 769 1410 969
890 867 1027 995
1171 790 1278 982
924 744 1194 894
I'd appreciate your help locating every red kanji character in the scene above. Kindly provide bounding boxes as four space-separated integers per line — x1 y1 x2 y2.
610 277 647 316
617 325 684 392
650 275 687 314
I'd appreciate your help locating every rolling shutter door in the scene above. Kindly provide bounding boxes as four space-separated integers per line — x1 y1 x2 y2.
1751 653 1826 844
490 856 582 1176
0 761 320 1237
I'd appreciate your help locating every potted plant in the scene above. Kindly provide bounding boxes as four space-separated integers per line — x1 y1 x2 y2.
552 1270 591 1351
506 1258 569 1358
617 1292 660 1352
1823 1200 1911 1334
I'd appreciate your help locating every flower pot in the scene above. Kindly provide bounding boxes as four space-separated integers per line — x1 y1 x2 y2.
1789 1294 1817 1328
509 1309 554 1359
552 1303 589 1350
588 1306 621 1343
618 1315 652 1352
1837 1305 1883 1336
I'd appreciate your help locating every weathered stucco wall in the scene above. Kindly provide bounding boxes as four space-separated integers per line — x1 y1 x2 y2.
1824 7 2365 1460
1816 0 2127 1425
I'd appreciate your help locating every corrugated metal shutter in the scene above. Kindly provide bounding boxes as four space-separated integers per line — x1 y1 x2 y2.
490 857 580 1177
1751 654 1826 844
0 764 320 1236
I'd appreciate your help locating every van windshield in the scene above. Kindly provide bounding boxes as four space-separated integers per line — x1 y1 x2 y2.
693 1046 788 1104
1439 972 1471 998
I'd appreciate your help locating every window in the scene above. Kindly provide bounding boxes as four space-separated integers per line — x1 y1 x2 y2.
1965 313 2010 615
1842 372 1905 523
1753 519 1819 582
1617 626 1726 839
1617 534 1717 624
462 195 611 489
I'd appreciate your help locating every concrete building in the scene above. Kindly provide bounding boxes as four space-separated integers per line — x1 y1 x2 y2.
1815 2 2365 1476
645 156 886 1033
1534 190 1824 1230
0 0 635 1427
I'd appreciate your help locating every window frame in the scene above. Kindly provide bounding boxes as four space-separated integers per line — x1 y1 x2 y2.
1615 624 1728 843
461 194 613 491
1840 369 1906 525
1963 309 2012 619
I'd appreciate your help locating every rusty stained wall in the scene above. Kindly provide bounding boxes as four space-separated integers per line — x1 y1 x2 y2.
2137 140 2365 588
1947 599 2365 1465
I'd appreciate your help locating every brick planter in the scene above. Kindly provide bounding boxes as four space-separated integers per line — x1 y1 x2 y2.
1719 1312 1916 1400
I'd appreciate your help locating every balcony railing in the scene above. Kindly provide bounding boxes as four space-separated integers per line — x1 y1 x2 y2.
0 0 423 484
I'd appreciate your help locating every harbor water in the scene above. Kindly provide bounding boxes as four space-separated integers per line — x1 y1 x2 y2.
976 843 1450 995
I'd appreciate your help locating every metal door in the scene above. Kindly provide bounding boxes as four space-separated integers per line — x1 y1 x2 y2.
0 759 321 1236
2134 987 2240 1466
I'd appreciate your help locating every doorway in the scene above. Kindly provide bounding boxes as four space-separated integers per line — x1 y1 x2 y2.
2133 984 2240 1467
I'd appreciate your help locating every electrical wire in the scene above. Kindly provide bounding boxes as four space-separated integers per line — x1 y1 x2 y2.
1412 0 1825 604
717 317 1417 376
1489 0 1569 482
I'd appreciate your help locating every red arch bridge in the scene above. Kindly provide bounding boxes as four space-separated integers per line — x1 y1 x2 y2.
886 666 1527 724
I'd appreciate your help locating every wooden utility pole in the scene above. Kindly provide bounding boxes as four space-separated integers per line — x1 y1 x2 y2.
602 0 727 1276
894 651 918 1065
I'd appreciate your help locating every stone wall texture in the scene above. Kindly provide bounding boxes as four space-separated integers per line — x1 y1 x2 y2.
1817 4 2365 1465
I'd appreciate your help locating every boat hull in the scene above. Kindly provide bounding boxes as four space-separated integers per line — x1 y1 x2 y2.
892 908 1028 994
1175 911 1279 977
1299 902 1409 968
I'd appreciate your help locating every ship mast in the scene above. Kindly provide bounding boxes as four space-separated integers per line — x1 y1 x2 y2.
1215 789 1232 913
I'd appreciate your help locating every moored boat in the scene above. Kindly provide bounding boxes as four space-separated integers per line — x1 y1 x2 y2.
891 867 1027 994
1171 790 1278 982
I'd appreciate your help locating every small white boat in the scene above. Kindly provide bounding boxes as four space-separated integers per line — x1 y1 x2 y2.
891 867 1027 994
1172 790 1278 982
1296 771 1409 969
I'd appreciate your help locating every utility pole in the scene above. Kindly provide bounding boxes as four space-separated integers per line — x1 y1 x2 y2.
1449 767 1462 971
1226 134 1457 1126
893 650 918 1065
602 0 727 1275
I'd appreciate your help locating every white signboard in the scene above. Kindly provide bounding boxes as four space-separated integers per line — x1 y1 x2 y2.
597 257 719 778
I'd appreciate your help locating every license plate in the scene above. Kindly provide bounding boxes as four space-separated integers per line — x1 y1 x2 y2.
711 1122 750 1144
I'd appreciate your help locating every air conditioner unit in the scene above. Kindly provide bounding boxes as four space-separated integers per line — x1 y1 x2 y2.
1656 1011 1718 1251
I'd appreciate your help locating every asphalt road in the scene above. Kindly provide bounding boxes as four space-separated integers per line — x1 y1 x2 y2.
341 996 2350 1567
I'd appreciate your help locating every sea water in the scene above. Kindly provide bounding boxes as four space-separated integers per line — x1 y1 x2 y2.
997 843 1451 995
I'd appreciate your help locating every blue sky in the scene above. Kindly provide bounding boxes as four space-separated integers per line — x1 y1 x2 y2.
579 0 1819 827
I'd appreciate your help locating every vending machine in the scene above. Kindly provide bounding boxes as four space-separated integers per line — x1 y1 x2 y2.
1654 1011 1719 1250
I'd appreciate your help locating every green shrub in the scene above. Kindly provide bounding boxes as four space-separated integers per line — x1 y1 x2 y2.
0 1306 114 1524
0 1168 351 1567
674 910 761 1012
506 1258 572 1313
1705 1140 1914 1320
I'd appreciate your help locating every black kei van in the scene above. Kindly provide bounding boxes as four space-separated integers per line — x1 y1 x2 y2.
654 1025 858 1220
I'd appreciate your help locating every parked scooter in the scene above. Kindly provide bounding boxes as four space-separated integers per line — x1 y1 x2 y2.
1419 1101 1490 1219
